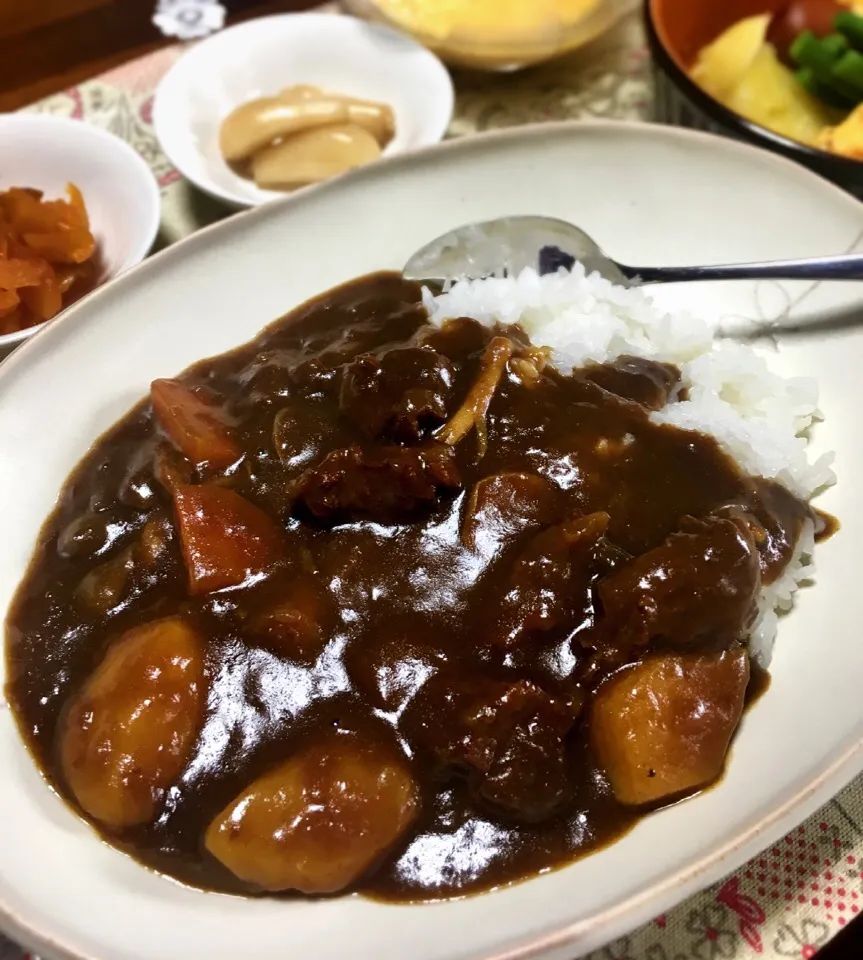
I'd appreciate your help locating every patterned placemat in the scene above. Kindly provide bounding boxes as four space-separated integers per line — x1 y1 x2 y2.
13 9 863 960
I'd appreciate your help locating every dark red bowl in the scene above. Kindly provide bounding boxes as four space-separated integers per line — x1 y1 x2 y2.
645 0 863 197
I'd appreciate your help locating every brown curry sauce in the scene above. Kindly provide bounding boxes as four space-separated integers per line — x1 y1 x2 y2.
4 273 825 901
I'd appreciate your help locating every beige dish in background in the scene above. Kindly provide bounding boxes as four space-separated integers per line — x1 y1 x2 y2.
342 0 638 70
0 122 858 960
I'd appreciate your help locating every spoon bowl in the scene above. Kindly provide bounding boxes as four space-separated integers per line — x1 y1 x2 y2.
403 216 631 288
403 215 863 290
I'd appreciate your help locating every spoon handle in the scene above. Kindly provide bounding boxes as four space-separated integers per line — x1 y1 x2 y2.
624 253 863 285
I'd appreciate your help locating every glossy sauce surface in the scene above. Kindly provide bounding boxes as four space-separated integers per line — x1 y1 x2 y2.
6 273 818 901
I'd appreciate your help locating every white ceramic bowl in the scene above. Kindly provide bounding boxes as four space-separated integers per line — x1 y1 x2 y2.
0 123 859 960
0 114 161 354
153 13 455 208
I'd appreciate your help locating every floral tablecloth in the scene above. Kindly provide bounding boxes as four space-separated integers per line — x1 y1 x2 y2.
13 8 863 960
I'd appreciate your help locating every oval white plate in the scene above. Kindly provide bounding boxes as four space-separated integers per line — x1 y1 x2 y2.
0 122 860 960
153 13 454 208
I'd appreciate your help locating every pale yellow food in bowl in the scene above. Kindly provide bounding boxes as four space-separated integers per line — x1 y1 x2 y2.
374 0 601 40
219 84 395 191
344 0 636 70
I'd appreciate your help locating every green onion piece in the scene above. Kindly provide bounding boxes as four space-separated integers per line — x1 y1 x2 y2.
795 67 856 108
792 31 863 101
822 33 850 58
791 30 845 80
834 11 863 53
832 49 863 97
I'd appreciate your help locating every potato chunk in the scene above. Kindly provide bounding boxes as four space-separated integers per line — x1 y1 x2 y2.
151 378 241 469
205 733 419 893
590 649 749 806
818 103 863 161
60 617 206 830
174 484 285 594
690 14 770 100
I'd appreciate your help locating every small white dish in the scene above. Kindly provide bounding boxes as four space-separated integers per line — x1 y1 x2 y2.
152 13 455 208
0 114 161 355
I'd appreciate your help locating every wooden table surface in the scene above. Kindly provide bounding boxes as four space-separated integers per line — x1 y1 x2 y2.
0 1 861 957
0 0 319 111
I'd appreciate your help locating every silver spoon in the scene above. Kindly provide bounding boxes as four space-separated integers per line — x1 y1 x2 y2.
403 216 863 290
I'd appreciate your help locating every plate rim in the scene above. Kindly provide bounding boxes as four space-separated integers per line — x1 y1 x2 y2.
2 118 862 960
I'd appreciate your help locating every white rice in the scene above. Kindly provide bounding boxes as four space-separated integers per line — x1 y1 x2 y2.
424 264 835 665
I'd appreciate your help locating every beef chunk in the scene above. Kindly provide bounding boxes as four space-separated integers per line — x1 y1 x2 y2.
578 356 681 411
292 443 461 524
595 515 761 659
339 346 454 442
272 400 341 474
487 512 609 649
243 573 330 662
407 674 577 823
717 477 816 585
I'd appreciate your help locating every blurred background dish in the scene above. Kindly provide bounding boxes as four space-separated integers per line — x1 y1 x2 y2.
153 13 454 208
343 0 638 71
647 0 863 197
0 114 160 356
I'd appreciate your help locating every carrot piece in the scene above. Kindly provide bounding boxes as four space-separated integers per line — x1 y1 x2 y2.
0 183 98 327
56 260 99 296
151 378 243 469
66 183 90 230
0 307 31 334
0 258 50 290
0 188 41 224
0 289 20 317
22 229 96 264
55 266 80 294
173 484 285 594
3 187 43 231
20 275 62 320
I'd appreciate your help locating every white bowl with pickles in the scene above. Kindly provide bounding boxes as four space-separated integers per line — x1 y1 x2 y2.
153 12 454 208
